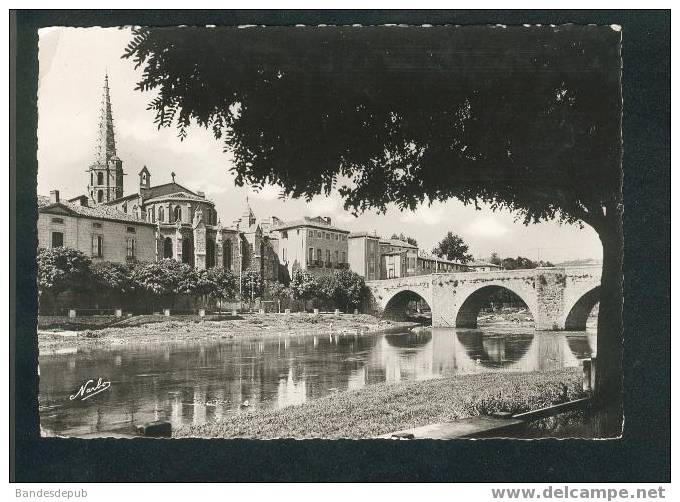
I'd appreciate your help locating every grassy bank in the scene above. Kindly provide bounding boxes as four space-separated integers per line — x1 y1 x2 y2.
175 368 585 439
37 313 416 351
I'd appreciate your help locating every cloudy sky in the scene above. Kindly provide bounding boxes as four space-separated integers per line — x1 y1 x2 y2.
37 27 602 263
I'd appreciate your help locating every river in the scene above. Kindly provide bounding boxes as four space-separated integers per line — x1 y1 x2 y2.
38 323 596 436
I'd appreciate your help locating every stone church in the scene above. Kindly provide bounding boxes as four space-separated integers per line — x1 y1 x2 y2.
71 74 280 280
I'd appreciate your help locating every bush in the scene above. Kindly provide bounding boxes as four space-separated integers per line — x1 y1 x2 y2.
37 247 93 295
290 269 368 311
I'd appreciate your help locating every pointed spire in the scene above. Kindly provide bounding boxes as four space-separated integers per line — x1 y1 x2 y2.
95 72 117 165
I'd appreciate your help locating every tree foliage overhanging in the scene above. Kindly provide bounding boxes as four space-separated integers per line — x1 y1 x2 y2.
123 26 623 398
124 25 621 230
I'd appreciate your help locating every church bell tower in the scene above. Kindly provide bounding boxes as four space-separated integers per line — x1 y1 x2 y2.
88 73 124 204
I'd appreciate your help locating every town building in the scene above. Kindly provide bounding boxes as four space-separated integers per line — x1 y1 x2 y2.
468 260 503 272
379 238 418 278
273 216 350 278
38 190 156 263
347 232 382 280
417 250 471 273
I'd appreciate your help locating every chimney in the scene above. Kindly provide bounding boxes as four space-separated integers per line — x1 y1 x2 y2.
324 217 332 225
50 190 60 203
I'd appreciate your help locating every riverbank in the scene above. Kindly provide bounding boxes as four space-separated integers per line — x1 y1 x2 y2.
37 313 417 352
175 368 585 439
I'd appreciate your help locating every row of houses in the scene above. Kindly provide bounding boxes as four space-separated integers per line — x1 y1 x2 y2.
38 183 499 283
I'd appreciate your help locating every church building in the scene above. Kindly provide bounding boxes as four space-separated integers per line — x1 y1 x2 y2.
42 73 281 281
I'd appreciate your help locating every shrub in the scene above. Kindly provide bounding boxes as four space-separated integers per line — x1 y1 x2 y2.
37 247 93 295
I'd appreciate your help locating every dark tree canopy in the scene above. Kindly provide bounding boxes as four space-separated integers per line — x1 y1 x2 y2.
500 256 555 270
432 232 473 263
124 25 621 231
124 25 623 400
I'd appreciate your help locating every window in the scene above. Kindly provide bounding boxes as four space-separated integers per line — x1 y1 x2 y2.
308 247 314 263
296 229 300 235
51 217 64 224
92 222 102 229
127 226 136 233
334 234 339 241
97 172 104 185
325 232 330 240
223 241 232 269
92 235 103 257
150 207 155 223
159 206 165 222
163 237 173 258
206 238 215 268
334 250 339 263
281 230 288 239
326 249 331 264
317 230 322 238
174 206 182 222
316 249 322 262
282 248 287 262
51 231 63 248
98 191 103 203
126 237 136 260
122 202 127 213
341 251 346 263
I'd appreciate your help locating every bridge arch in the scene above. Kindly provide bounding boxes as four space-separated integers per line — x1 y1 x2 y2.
382 289 432 322
564 286 600 331
454 284 536 329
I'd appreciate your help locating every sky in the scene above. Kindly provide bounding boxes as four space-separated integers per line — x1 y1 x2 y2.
36 27 603 264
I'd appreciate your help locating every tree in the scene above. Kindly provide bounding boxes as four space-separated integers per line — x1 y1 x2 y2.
241 269 264 302
331 270 368 311
37 247 93 295
390 233 418 247
196 267 237 306
129 259 192 307
91 262 134 294
501 256 554 270
125 26 623 400
432 232 473 263
290 270 318 310
489 252 502 266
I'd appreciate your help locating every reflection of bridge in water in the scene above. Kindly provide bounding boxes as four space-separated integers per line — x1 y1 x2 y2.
348 328 596 385
366 266 601 330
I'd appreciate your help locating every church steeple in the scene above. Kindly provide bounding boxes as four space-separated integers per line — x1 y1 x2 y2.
96 72 117 164
88 73 124 204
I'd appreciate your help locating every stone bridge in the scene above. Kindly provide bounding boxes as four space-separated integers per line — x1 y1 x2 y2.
365 266 601 331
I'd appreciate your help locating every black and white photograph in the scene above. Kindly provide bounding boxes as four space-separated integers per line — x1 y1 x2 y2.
10 8 670 487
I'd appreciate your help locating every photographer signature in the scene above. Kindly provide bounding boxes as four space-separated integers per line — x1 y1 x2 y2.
69 378 111 401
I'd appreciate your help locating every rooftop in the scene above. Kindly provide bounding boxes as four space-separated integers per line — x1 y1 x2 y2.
144 191 212 204
274 216 349 233
379 238 418 249
417 250 469 266
469 260 503 268
348 231 380 239
38 195 155 226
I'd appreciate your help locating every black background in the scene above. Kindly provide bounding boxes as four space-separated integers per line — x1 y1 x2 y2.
11 10 670 482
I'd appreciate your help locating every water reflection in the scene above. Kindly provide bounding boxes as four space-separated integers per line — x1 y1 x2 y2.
39 327 596 436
